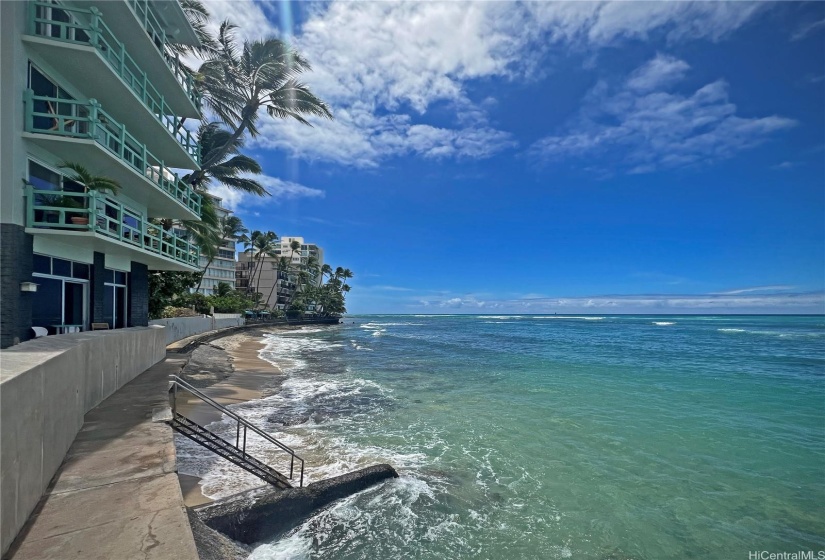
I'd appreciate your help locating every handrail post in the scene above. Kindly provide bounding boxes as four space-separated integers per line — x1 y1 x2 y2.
290 455 294 479
242 426 247 457
235 420 240 449
88 99 99 141
88 7 100 47
23 89 34 133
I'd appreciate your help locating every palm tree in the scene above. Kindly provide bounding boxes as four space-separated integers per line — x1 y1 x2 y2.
176 122 265 265
58 161 120 196
184 122 267 197
263 256 290 310
243 230 279 303
170 0 220 61
194 215 248 293
191 22 333 184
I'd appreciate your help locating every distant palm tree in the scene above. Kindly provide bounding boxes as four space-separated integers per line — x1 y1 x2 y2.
263 256 290 310
243 230 279 303
195 215 248 293
191 22 333 184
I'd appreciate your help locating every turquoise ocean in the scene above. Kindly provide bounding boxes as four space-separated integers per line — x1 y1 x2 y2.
178 315 825 559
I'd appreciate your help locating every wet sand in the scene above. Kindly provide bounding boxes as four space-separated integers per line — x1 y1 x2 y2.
175 327 289 506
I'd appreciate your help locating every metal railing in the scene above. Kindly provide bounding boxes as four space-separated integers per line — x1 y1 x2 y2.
169 375 305 487
124 0 200 108
25 186 200 268
24 90 201 216
28 1 200 162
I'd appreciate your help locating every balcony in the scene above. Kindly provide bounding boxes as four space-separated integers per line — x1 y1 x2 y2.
24 91 201 220
24 186 199 271
23 1 200 166
67 0 200 118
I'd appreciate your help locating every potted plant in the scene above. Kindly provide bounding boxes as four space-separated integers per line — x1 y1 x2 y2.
58 161 121 227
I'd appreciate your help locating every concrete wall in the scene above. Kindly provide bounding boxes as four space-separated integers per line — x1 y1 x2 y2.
149 316 245 345
0 326 167 555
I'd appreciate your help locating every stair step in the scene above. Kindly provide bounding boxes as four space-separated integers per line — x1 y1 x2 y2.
170 413 292 489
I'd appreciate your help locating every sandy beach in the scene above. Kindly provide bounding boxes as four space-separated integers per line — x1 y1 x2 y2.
175 326 298 507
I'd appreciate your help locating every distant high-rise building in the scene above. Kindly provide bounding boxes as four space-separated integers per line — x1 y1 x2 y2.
236 236 324 310
192 195 236 295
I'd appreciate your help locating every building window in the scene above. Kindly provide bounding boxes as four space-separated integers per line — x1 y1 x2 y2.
103 268 128 329
32 254 90 333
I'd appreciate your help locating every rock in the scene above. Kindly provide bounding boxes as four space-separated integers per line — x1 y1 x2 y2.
196 464 399 545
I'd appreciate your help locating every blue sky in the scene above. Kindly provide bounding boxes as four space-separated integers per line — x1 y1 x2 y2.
198 1 824 314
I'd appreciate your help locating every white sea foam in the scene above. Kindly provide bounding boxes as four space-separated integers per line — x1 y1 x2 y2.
478 315 523 319
533 316 605 320
653 322 676 326
717 328 824 338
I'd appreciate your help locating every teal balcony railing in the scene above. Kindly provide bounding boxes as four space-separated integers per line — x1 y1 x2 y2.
124 0 198 101
24 186 200 268
24 90 202 216
29 1 201 162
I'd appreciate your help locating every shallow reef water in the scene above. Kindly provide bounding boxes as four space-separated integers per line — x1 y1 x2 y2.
177 315 825 559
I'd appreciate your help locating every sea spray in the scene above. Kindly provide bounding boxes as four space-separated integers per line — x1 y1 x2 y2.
177 315 825 559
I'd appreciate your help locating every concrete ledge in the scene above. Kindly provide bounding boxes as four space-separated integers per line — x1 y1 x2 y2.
149 317 245 345
197 464 399 545
0 327 166 556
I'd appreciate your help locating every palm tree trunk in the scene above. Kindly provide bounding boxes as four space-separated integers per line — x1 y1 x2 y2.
194 253 216 292
264 263 281 309
252 252 267 307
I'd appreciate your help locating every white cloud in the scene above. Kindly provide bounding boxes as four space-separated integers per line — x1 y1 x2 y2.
196 1 766 167
412 291 825 314
626 53 690 93
791 18 825 41
711 285 796 295
527 2 766 47
208 174 323 211
531 55 796 173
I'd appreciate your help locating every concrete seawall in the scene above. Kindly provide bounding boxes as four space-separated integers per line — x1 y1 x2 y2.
149 317 246 345
197 464 399 545
0 327 166 555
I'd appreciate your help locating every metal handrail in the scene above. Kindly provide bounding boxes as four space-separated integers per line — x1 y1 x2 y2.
169 375 305 487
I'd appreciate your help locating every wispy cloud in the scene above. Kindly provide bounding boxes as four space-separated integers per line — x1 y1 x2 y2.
711 285 796 295
368 285 417 292
791 18 825 41
771 161 800 171
208 174 323 212
530 55 796 174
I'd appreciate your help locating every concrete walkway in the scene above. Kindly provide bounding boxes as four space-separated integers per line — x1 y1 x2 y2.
5 354 199 560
